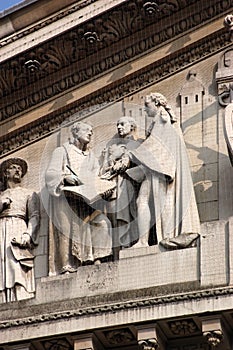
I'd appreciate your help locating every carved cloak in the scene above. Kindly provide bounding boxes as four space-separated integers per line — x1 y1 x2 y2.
130 107 200 248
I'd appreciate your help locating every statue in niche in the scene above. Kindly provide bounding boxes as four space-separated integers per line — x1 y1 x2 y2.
99 116 141 256
0 158 40 302
45 121 113 274
129 92 200 249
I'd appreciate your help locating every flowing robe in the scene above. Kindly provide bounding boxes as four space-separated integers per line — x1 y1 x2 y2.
45 142 112 273
0 187 40 302
130 107 200 248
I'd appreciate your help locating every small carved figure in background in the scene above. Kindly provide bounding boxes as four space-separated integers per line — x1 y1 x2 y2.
130 93 200 249
0 158 40 302
46 122 113 274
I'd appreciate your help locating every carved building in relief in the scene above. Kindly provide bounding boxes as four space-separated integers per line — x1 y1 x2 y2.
0 0 233 350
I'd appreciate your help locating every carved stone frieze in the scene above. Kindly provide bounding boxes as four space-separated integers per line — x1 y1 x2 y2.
1 287 233 330
0 27 230 157
0 0 231 104
103 328 135 345
0 0 98 49
42 338 72 350
168 319 199 336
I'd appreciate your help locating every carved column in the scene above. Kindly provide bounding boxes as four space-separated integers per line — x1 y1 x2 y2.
201 317 231 349
136 324 162 350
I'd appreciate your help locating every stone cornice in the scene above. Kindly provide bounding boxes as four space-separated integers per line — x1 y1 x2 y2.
0 0 231 103
0 28 231 157
0 0 125 62
0 286 233 330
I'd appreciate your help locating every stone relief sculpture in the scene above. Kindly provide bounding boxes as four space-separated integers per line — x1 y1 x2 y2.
0 158 40 302
99 116 141 255
216 47 233 166
45 121 113 274
128 92 200 249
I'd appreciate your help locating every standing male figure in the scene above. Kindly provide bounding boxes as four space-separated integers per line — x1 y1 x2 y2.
100 116 140 254
46 121 112 274
0 158 40 302
130 93 200 249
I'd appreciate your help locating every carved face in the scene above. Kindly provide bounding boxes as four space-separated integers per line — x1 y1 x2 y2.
117 118 132 137
5 163 23 183
144 95 157 117
73 124 93 145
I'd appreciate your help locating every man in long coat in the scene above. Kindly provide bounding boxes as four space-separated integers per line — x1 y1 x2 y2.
45 122 112 274
0 158 40 302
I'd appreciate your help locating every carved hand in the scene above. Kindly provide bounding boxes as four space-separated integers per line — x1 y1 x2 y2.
64 174 82 186
20 232 31 248
2 197 12 207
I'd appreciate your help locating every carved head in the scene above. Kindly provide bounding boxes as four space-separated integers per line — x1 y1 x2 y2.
71 121 93 145
117 116 137 138
146 92 168 107
145 93 177 123
0 157 28 184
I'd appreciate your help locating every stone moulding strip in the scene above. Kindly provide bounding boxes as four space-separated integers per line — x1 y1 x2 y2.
0 286 233 329
0 28 231 158
0 0 98 48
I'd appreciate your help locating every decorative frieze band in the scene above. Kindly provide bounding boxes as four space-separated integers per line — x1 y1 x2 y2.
0 0 231 103
0 286 233 330
0 28 231 157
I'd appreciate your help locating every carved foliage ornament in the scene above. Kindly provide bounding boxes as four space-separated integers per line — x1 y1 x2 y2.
104 328 135 345
0 29 229 157
0 0 220 100
224 14 233 41
0 3 231 128
42 338 72 350
203 330 223 347
168 319 199 336
138 338 159 350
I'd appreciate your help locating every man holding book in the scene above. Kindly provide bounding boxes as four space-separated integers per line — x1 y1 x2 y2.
45 122 113 274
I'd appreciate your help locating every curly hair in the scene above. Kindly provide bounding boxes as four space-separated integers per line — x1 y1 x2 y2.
147 92 177 123
71 121 93 137
149 92 168 107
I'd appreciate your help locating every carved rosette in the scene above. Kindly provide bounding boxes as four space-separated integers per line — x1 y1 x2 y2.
203 330 223 347
143 2 160 16
138 338 159 350
104 328 134 345
168 320 198 336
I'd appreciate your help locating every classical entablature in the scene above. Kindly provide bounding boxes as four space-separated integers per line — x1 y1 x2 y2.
0 0 232 156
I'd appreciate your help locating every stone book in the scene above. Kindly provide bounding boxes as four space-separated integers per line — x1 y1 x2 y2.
62 178 116 205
